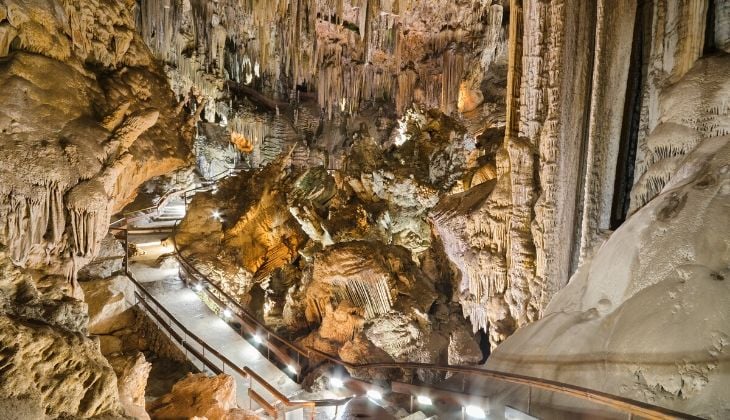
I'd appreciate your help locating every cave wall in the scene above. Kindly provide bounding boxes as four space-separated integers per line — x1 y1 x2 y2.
135 0 509 170
0 0 191 277
484 0 730 417
0 1 195 417
440 0 728 348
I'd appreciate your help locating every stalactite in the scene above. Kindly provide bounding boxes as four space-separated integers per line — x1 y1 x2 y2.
441 49 465 115
332 274 394 319
0 182 67 266
135 0 503 124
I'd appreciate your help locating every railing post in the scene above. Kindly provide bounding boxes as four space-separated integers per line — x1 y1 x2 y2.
527 384 532 415
124 229 129 275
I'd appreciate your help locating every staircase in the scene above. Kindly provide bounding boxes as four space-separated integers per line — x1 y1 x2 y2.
154 199 186 222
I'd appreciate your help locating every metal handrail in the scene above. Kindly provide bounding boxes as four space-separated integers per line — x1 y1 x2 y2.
112 167 242 229
172 228 700 419
174 239 310 359
116 170 700 420
171 198 700 420
119 227 350 415
125 261 352 415
127 271 249 379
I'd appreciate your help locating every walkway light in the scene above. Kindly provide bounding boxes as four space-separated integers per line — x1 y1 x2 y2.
416 395 432 406
252 334 263 344
193 283 204 292
329 377 344 389
222 308 232 318
465 405 486 419
212 210 222 220
286 365 297 374
366 390 382 401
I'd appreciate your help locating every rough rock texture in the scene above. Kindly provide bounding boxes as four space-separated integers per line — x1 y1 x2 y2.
135 0 508 175
146 373 254 420
0 1 197 418
0 250 124 418
0 0 191 281
486 135 730 418
109 352 152 420
176 133 483 381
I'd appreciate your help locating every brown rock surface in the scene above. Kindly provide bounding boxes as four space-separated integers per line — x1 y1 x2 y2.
81 275 136 335
146 373 239 420
109 352 152 420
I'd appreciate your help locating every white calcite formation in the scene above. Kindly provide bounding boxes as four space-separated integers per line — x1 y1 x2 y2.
631 54 730 211
483 7 730 416
430 0 730 352
0 0 190 280
136 0 508 170
487 133 730 419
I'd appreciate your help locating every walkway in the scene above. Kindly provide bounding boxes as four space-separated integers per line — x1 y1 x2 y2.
126 217 303 412
114 182 700 420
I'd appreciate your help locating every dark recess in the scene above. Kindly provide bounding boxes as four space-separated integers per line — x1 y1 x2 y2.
610 0 647 229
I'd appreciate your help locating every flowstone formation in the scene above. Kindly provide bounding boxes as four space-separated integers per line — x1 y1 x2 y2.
0 0 191 278
0 0 194 418
487 133 730 419
484 4 730 418
175 117 484 381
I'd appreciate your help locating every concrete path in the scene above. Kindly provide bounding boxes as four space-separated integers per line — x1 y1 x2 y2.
128 228 303 412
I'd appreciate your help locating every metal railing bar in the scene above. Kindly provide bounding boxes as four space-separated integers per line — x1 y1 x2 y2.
248 389 277 417
115 170 701 420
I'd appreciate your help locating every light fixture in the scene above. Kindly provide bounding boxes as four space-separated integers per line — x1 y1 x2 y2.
252 334 263 344
329 377 344 389
465 405 486 419
222 308 232 318
416 395 432 406
212 210 221 220
193 283 203 292
366 390 382 401
286 365 297 374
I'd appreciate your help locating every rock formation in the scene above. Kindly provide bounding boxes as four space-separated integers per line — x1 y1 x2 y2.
0 0 193 418
176 135 483 380
147 373 257 419
0 0 190 279
0 249 124 418
1 0 729 418
487 132 730 419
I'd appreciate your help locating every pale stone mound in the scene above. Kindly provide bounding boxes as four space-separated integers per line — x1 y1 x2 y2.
81 275 136 335
486 135 730 419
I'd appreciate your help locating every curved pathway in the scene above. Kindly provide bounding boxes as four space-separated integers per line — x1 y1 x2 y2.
116 183 700 420
125 210 307 414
